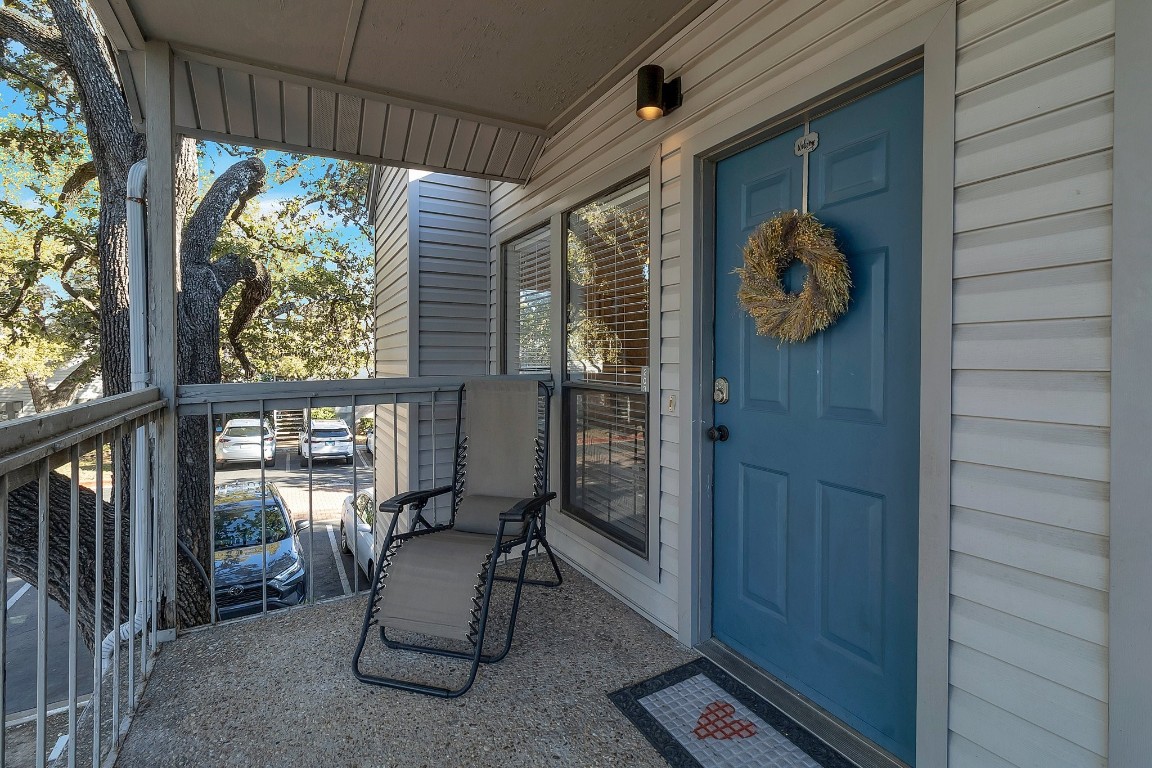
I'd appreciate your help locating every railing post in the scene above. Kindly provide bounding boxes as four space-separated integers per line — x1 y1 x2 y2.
145 39 180 633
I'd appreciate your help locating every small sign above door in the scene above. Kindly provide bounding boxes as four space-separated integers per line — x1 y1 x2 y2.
794 131 819 156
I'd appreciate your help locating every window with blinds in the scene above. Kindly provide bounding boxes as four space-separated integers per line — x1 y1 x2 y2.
563 178 650 557
504 227 552 373
565 180 650 387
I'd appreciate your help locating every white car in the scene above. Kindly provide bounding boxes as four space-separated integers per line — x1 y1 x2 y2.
298 419 355 465
363 427 373 455
215 419 276 469
339 487 375 578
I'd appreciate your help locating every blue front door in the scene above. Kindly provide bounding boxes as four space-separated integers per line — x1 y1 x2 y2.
711 73 923 763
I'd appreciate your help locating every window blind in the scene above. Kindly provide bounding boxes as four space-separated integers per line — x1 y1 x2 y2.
565 180 650 388
562 178 651 557
504 227 552 373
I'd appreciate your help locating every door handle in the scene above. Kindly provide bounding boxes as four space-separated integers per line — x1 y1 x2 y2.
707 425 729 442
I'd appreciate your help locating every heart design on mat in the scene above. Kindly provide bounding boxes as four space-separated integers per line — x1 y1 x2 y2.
693 700 758 740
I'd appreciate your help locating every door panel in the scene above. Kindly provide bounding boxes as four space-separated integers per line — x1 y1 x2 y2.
711 74 923 764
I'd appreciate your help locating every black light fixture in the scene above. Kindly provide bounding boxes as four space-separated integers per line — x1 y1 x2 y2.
636 64 682 121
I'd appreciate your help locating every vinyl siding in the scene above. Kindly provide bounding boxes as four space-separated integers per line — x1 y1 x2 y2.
486 0 953 636
949 1 1114 765
410 174 490 523
405 0 1116 759
372 171 490 524
373 165 412 507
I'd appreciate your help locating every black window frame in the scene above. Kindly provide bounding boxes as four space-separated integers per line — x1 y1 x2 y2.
560 175 652 558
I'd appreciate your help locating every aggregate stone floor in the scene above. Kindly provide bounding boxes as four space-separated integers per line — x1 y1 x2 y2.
114 558 697 768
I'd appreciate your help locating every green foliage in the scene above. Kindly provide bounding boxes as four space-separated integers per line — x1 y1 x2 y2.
0 20 374 396
205 150 373 382
308 406 338 420
0 71 100 390
356 416 374 435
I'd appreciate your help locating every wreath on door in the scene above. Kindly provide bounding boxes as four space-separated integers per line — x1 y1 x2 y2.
734 210 851 343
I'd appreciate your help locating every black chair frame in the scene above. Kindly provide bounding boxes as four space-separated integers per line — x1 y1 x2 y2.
352 380 562 697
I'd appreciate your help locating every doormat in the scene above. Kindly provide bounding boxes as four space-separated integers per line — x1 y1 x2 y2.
609 658 854 768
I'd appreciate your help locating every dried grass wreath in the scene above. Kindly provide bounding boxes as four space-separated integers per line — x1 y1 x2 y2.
735 210 851 343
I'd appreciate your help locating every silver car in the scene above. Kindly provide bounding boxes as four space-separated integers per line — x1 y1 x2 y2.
215 419 276 468
298 419 355 465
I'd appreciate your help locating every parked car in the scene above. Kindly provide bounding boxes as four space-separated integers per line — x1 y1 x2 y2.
339 487 375 578
298 419 354 464
213 481 309 620
214 418 275 469
363 427 373 455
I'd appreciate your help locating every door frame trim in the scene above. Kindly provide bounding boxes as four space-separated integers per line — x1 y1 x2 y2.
675 4 955 766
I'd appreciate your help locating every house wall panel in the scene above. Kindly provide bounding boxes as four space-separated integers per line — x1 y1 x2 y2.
951 642 1107 756
950 460 1109 536
952 370 1110 427
953 207 1112 279
951 597 1108 703
373 166 414 513
951 552 1108 645
351 0 1126 759
954 38 1114 141
482 0 949 639
949 0 1115 761
949 688 1106 768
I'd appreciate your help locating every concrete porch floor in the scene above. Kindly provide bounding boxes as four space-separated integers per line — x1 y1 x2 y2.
114 559 697 767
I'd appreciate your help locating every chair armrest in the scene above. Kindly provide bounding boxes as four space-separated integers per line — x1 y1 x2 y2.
499 492 557 522
379 485 453 514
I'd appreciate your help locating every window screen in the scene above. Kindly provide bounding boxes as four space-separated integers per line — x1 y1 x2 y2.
562 178 650 557
504 227 552 373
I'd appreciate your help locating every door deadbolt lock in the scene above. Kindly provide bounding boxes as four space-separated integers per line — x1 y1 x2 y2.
713 377 729 404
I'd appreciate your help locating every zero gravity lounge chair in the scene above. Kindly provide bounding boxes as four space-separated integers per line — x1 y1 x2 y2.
352 378 563 697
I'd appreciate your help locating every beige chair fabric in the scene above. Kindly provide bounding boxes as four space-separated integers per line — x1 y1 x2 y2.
377 530 495 640
377 379 543 640
453 379 540 535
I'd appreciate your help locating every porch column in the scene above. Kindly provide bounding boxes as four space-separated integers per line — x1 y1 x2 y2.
1109 0 1152 760
144 40 179 632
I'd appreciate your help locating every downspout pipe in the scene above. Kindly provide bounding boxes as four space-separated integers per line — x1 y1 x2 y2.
102 158 151 674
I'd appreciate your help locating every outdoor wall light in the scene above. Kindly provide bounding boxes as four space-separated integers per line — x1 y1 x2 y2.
636 64 682 121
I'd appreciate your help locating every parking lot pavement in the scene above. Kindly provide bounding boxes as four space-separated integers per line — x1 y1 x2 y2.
214 447 375 603
214 447 373 522
4 574 94 717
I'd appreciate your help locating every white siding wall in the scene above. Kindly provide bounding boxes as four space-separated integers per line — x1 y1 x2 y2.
477 0 1118 760
372 171 491 523
487 0 955 636
409 174 491 522
948 1 1114 765
373 165 412 503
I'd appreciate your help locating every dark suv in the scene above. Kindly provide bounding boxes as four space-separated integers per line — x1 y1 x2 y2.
213 482 309 620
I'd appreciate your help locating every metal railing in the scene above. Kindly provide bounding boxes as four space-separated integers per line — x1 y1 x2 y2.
0 388 165 768
174 375 549 624
0 375 550 767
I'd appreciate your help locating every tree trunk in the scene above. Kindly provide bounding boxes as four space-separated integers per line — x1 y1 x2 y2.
0 3 270 635
173 157 268 628
24 352 101 412
4 472 131 653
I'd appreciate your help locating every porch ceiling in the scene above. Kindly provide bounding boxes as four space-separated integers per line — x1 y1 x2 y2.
91 0 716 182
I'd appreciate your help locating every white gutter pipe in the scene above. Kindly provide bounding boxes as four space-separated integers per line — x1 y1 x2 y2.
101 158 151 674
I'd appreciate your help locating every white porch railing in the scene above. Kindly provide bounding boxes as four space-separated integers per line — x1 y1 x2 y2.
0 375 549 767
0 388 165 768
